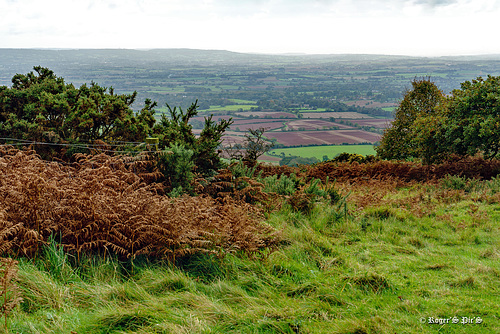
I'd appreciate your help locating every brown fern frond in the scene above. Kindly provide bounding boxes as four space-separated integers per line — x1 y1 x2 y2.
0 148 279 261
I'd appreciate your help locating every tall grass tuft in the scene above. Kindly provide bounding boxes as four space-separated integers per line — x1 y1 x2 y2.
39 235 79 284
0 258 23 332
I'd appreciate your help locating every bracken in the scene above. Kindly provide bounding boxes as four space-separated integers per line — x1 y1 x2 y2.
0 147 279 261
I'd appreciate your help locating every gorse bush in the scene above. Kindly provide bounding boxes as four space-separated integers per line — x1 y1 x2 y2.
332 152 379 164
262 174 299 196
157 143 195 195
0 67 155 156
440 174 482 193
211 161 346 215
229 160 260 179
151 100 232 178
486 176 500 194
305 178 328 198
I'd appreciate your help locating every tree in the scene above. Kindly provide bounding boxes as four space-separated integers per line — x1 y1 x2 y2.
0 66 155 157
223 127 274 165
375 78 446 162
445 75 500 159
376 75 500 163
243 127 274 163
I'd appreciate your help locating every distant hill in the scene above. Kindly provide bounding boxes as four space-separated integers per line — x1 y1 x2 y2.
2 48 500 87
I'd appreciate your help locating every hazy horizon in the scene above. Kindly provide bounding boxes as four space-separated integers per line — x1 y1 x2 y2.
2 0 500 57
2 47 500 59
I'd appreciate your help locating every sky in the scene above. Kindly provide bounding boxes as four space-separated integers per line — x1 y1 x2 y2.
1 0 499 56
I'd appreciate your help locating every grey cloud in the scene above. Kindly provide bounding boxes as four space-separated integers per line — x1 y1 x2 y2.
412 0 459 7
314 0 460 8
210 0 341 17
139 0 468 20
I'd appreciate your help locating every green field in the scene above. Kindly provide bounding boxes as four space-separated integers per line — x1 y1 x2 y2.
205 104 256 112
228 99 257 104
269 144 376 160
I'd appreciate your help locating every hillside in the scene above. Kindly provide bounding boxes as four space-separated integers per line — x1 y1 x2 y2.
1 149 500 333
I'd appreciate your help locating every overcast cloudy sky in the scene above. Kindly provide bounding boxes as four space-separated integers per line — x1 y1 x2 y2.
1 0 499 56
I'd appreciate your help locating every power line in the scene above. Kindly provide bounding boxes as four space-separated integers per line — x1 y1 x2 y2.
0 137 146 146
0 137 160 154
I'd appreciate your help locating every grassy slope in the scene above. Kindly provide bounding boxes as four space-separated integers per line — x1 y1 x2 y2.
6 178 500 334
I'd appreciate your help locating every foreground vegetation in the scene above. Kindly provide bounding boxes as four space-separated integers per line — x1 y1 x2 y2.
2 152 500 333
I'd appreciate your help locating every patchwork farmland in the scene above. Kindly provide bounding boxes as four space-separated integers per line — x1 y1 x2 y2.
285 119 352 130
267 129 381 146
347 118 393 128
196 107 390 155
301 111 374 119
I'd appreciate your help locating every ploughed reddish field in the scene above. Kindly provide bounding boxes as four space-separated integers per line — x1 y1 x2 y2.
348 118 393 128
286 119 353 130
266 130 381 146
301 111 373 119
231 121 284 132
234 111 297 118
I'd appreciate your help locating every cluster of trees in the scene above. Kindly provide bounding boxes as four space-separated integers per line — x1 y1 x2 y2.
377 76 500 163
0 67 154 145
0 66 232 178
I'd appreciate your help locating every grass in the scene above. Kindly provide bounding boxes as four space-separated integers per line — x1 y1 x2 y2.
269 144 377 160
228 99 257 105
4 178 500 333
205 104 257 112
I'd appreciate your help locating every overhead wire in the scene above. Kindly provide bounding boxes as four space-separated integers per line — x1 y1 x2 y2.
0 137 159 154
